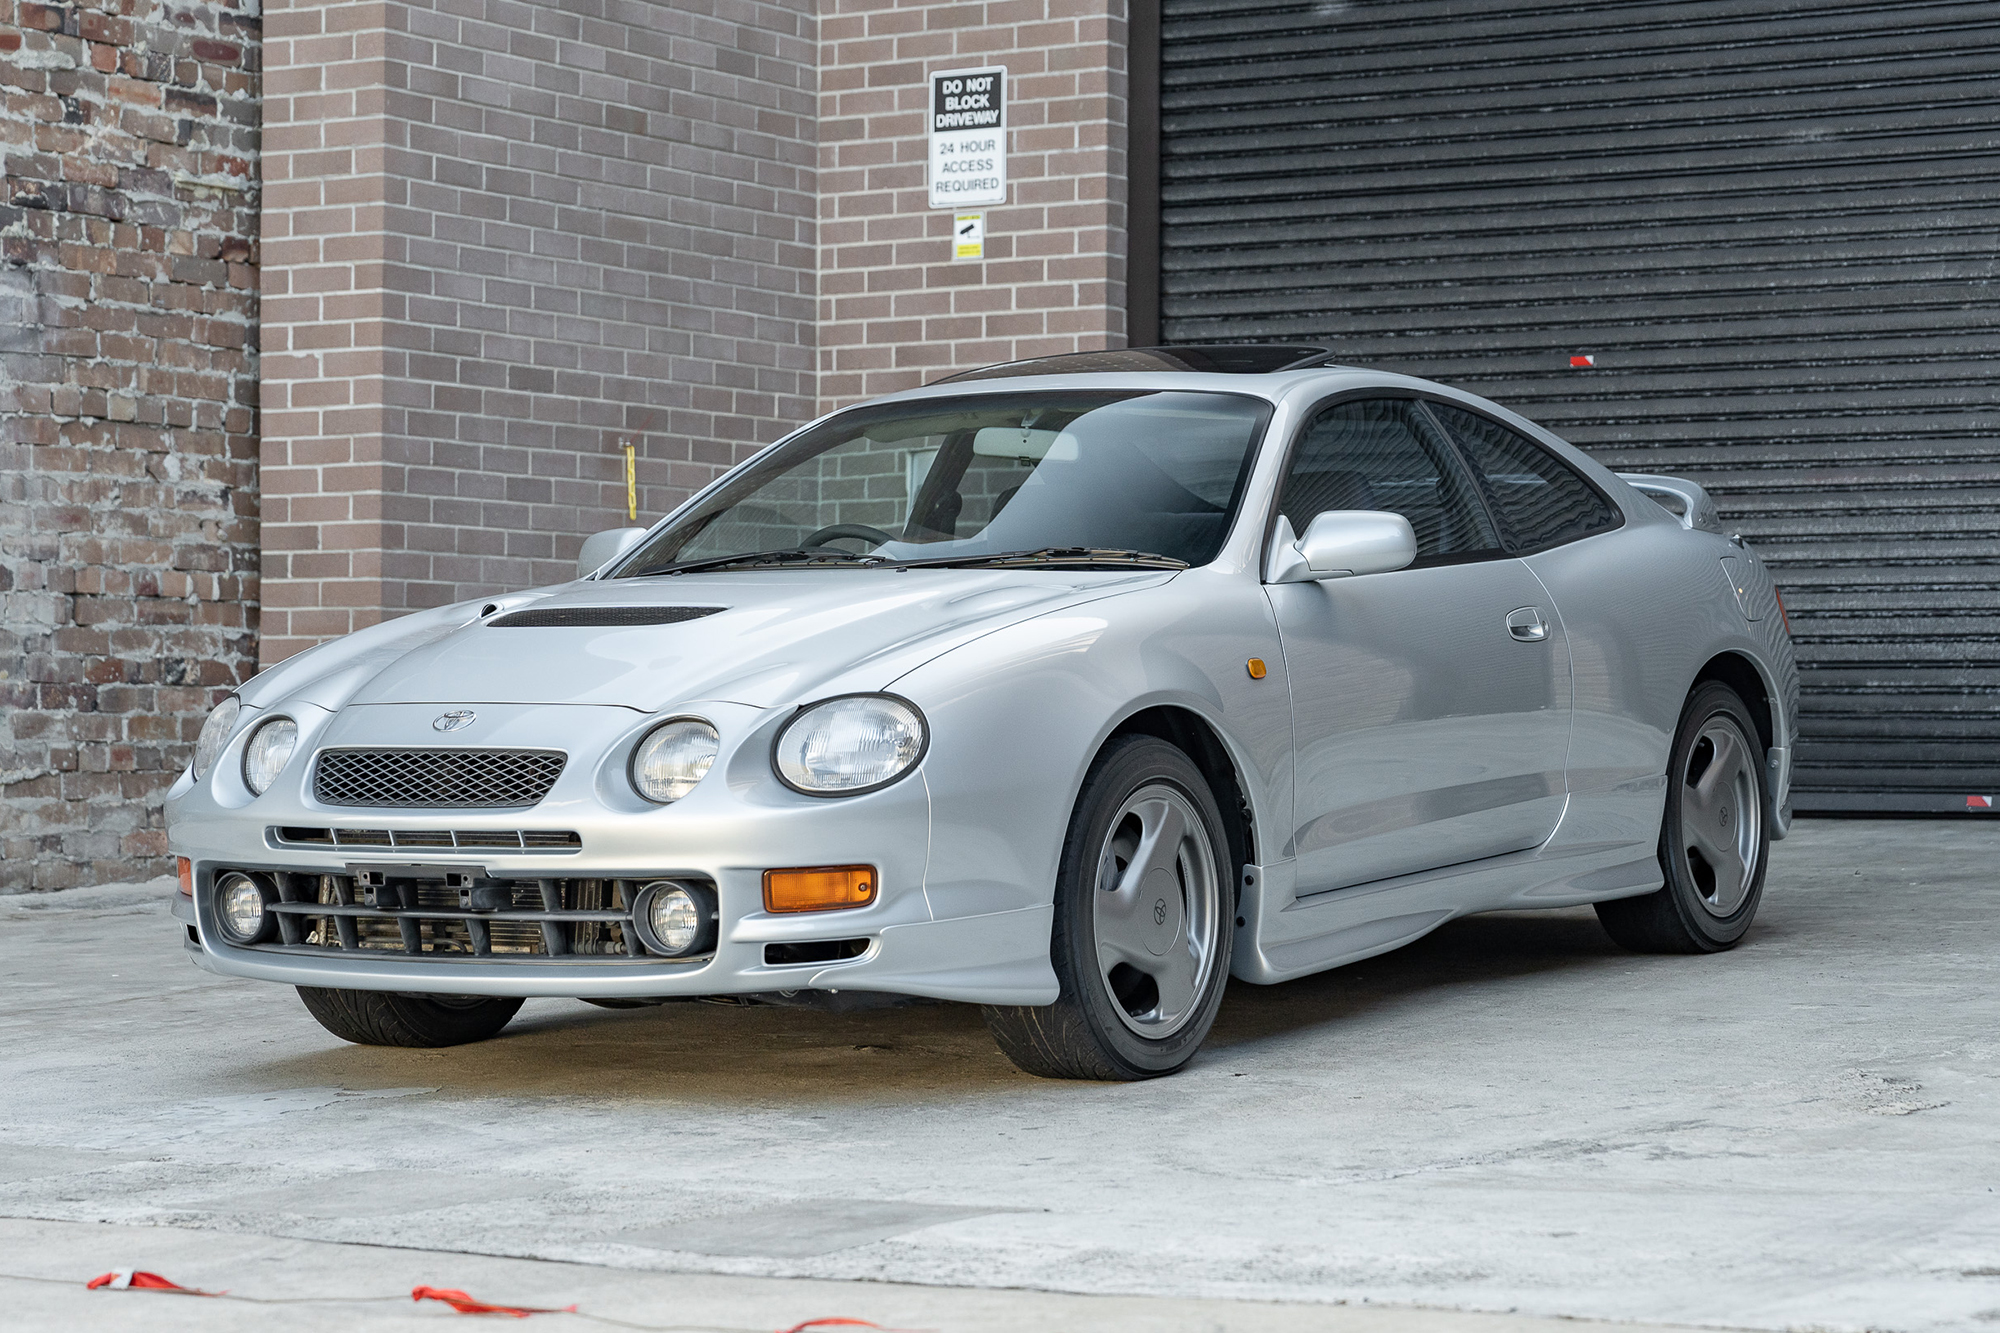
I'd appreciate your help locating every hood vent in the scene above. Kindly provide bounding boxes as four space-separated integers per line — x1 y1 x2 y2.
487 606 725 628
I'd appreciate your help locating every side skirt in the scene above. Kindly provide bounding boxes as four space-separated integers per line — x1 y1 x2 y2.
1231 839 1661 986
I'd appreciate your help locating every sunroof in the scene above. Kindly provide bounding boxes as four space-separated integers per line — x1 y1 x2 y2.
936 344 1332 382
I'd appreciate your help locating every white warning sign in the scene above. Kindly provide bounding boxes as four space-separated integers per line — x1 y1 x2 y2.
929 66 1006 209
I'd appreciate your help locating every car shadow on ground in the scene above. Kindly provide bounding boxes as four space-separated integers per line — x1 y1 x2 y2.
1204 904 1630 1051
238 906 1637 1102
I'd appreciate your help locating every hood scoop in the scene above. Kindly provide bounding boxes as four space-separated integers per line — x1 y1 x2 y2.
487 605 726 628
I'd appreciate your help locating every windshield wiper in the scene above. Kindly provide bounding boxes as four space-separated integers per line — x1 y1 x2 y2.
887 547 1189 571
643 548 891 576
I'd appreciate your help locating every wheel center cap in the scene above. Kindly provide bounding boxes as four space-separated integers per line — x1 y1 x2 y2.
1140 866 1183 956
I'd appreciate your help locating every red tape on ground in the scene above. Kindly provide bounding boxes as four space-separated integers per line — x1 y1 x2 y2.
414 1285 580 1317
82 1266 924 1330
86 1269 222 1296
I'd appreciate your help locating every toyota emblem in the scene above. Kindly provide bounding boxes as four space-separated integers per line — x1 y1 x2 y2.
432 710 477 732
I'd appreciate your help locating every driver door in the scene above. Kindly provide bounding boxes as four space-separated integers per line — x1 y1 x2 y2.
1267 397 1572 895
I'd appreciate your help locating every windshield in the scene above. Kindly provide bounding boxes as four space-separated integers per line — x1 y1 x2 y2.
613 390 1273 575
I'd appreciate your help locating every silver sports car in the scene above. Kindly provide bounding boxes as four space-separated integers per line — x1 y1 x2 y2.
165 345 1798 1079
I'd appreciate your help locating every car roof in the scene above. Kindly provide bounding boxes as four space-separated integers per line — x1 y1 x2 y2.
876 361 1455 410
935 344 1333 380
850 342 1487 409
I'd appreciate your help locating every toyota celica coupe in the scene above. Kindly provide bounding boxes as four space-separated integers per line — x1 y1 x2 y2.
166 344 1798 1079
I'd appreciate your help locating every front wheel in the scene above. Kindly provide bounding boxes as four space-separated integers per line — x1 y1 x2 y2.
983 737 1234 1080
1596 681 1770 953
297 987 523 1047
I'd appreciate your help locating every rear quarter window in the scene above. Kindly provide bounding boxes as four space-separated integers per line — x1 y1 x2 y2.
1426 402 1621 553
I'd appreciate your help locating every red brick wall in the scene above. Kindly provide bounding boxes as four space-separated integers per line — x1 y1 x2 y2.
816 0 1128 408
1 0 261 891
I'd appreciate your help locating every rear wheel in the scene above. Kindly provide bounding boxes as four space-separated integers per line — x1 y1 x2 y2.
1596 681 1769 953
983 737 1234 1080
297 987 523 1047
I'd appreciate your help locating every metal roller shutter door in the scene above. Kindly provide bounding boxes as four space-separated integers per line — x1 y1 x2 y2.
1158 0 2000 813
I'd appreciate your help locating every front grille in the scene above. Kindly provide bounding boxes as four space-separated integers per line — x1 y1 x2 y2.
247 872 711 962
313 749 566 808
487 606 724 628
271 827 581 852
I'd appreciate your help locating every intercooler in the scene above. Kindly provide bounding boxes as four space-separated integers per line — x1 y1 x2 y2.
253 870 663 961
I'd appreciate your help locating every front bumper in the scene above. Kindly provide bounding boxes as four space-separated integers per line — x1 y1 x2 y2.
166 700 1060 1006
178 883 1053 1004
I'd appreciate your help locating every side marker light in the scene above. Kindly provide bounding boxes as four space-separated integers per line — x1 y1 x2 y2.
764 866 876 913
177 857 193 896
1246 658 1267 680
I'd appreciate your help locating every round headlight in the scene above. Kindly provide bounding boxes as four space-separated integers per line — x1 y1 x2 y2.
214 871 276 945
774 694 927 796
242 718 298 796
191 696 241 780
630 718 719 803
630 880 717 957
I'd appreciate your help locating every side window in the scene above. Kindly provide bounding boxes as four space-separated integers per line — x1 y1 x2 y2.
1427 403 1620 553
1278 397 1500 561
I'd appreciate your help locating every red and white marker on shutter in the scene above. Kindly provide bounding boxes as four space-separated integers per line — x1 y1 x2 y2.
1969 795 1994 810
1570 355 1595 368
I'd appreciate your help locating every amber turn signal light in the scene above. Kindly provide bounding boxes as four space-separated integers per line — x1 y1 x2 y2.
177 857 193 897
1246 657 1267 680
763 865 876 913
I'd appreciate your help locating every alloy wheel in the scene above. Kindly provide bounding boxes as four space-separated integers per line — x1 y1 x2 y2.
1090 783 1224 1038
1678 714 1762 918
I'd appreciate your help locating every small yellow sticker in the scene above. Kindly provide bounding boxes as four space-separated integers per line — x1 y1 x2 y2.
954 211 985 260
624 442 637 522
1247 657 1267 680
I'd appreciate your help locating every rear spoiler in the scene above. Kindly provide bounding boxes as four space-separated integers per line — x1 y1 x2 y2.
1616 473 1724 534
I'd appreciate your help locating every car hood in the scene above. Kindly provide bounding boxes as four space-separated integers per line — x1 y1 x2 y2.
248 568 1172 715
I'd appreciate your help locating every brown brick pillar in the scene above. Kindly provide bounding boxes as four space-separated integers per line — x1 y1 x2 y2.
816 0 1129 409
256 0 819 667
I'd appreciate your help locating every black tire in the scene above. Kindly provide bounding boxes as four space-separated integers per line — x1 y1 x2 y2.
296 987 523 1047
1596 681 1771 954
983 736 1235 1080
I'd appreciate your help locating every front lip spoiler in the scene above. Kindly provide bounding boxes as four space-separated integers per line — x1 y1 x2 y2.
177 904 1061 1005
240 941 712 969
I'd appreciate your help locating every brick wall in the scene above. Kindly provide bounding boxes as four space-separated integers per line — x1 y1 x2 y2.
256 0 818 664
815 0 1128 409
1 0 260 891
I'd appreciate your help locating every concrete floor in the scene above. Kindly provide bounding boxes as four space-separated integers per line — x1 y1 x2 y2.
2 819 1998 1332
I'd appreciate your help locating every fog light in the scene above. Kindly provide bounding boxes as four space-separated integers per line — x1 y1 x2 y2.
763 866 875 914
214 871 276 945
630 880 716 958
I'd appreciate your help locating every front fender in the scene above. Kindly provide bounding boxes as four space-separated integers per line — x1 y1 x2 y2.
891 566 1292 924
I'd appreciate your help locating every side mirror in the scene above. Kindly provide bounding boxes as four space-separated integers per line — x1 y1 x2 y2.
1266 510 1418 583
576 527 647 579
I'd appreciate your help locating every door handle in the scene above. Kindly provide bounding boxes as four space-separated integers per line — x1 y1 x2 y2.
1506 607 1548 642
